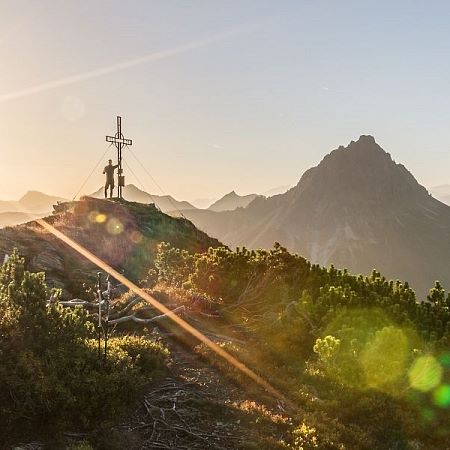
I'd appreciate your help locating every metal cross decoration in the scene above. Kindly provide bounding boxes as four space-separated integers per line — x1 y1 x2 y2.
106 116 133 199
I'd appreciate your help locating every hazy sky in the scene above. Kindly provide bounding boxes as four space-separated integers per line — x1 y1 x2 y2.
1 0 450 201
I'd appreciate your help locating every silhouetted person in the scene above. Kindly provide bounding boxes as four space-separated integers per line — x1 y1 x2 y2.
103 159 118 198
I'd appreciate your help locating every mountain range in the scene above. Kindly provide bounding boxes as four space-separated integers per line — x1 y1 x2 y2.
0 185 278 228
0 191 66 214
4 139 450 297
90 184 270 213
90 184 197 213
177 135 450 297
207 191 262 212
0 191 66 227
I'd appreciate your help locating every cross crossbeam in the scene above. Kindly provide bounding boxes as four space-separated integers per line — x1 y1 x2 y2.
106 136 132 146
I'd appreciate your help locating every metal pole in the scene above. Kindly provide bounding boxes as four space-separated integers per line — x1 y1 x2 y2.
104 278 110 360
97 272 102 359
117 116 122 199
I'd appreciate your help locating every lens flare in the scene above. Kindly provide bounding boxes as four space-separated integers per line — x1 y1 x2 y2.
130 230 143 244
439 353 450 368
88 211 107 224
96 213 107 224
88 211 98 223
409 356 443 392
361 326 409 389
106 217 123 235
433 384 450 408
0 25 261 104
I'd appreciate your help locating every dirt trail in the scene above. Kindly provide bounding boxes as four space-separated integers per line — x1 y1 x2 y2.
9 309 291 450
111 325 290 450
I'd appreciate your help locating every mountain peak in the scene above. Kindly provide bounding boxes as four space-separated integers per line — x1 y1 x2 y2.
208 191 260 212
18 191 66 212
19 190 50 202
292 135 426 209
324 135 391 164
180 136 450 297
356 134 376 144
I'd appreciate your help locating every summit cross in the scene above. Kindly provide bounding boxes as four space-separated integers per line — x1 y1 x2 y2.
106 116 133 199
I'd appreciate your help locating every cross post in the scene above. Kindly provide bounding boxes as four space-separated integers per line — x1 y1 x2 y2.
106 116 132 199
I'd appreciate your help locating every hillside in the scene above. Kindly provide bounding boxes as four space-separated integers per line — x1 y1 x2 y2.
208 191 262 212
0 196 221 298
91 184 197 213
179 135 450 297
0 191 66 213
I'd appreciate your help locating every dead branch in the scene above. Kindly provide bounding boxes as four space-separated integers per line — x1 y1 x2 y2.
108 296 143 319
53 299 98 309
108 305 185 325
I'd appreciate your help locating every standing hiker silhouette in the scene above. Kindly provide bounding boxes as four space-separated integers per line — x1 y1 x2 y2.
103 159 118 198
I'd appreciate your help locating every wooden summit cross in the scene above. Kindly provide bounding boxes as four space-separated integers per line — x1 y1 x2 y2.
106 116 133 199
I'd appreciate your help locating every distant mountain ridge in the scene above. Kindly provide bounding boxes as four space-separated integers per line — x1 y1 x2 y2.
262 185 291 197
90 184 197 213
208 191 262 212
0 191 66 214
0 191 67 228
179 135 450 297
0 183 290 229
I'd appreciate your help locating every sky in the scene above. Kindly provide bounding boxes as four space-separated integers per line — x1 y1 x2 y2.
2 0 450 202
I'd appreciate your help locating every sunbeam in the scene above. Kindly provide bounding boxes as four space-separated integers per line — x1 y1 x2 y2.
34 215 293 408
0 24 259 104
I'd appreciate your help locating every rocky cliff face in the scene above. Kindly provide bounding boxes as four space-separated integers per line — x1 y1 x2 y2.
180 136 450 297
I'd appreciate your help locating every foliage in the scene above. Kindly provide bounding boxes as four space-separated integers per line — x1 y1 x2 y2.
313 336 341 363
0 250 168 436
153 242 450 449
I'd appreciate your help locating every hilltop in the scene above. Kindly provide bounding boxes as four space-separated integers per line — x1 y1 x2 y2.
0 196 221 298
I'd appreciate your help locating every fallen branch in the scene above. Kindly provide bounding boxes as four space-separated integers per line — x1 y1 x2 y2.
109 305 186 325
53 299 98 308
108 296 143 319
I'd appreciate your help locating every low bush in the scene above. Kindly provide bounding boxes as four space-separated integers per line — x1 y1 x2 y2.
0 250 168 436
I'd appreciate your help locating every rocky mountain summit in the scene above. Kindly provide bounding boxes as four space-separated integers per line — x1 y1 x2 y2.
180 135 450 297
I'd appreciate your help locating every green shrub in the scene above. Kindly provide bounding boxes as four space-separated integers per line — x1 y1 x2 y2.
0 249 169 434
